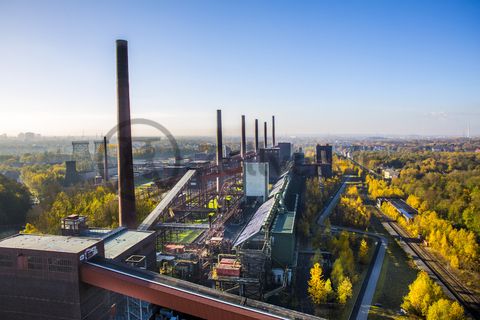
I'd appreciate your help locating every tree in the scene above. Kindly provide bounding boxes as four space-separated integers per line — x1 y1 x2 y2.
331 258 345 287
22 223 40 234
406 194 421 211
324 278 334 302
358 238 369 264
308 263 327 304
337 277 353 304
402 271 444 316
426 299 464 320
0 174 32 226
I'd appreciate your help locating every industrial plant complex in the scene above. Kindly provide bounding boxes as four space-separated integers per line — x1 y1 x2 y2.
0 40 335 320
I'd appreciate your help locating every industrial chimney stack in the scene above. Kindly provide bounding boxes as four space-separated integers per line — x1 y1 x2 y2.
264 121 268 148
116 40 136 228
216 109 223 165
272 115 276 147
103 136 108 182
216 110 223 192
241 115 246 158
254 119 259 153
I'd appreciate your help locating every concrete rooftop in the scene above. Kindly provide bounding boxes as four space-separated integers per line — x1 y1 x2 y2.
0 234 102 253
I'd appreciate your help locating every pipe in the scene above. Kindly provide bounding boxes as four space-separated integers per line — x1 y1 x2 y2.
241 115 246 158
272 115 275 147
264 121 268 148
254 119 259 153
116 39 136 228
103 136 108 182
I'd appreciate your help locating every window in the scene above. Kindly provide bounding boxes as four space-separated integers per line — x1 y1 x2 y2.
0 254 13 268
27 256 43 270
47 257 73 273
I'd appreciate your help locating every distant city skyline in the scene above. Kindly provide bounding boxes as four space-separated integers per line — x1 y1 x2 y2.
1 1 479 137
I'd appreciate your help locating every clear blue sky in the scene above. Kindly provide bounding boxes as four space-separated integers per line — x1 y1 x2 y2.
0 0 479 137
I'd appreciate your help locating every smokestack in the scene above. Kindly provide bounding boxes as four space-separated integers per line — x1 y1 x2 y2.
241 115 246 158
264 121 268 148
116 39 136 228
103 136 108 182
254 119 259 153
216 109 223 165
216 110 223 193
272 115 276 147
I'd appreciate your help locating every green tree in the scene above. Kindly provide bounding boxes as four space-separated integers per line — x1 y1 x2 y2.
0 174 32 225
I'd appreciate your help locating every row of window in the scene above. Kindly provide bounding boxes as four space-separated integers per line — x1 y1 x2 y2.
0 254 73 273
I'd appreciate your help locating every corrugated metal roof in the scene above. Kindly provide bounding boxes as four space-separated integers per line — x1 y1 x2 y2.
233 197 275 247
268 171 291 198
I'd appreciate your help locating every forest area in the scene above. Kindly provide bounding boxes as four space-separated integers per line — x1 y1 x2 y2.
353 150 479 302
0 157 159 235
357 151 480 236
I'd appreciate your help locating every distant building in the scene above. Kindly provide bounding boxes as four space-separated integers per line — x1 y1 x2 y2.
315 144 332 165
383 168 399 180
315 144 333 178
377 198 417 223
259 147 280 183
20 132 40 141
64 160 79 186
277 142 293 163
293 150 305 166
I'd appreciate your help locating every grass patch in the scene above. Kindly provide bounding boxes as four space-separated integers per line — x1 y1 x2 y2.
368 206 417 319
166 229 203 244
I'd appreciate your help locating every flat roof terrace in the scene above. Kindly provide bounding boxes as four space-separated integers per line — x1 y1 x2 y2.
271 211 296 234
0 234 102 254
103 229 155 260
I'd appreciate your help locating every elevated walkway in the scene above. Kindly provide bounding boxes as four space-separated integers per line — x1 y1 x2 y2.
138 170 196 231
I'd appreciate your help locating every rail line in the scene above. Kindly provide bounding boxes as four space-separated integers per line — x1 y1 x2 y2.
386 219 480 319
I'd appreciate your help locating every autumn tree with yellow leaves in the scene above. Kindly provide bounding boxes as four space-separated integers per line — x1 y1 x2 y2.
358 238 369 264
337 277 353 304
308 263 331 304
426 298 464 320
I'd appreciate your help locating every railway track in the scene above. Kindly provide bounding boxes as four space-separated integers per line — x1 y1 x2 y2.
387 219 480 319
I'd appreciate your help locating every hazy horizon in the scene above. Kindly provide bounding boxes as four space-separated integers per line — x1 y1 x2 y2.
1 1 479 137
